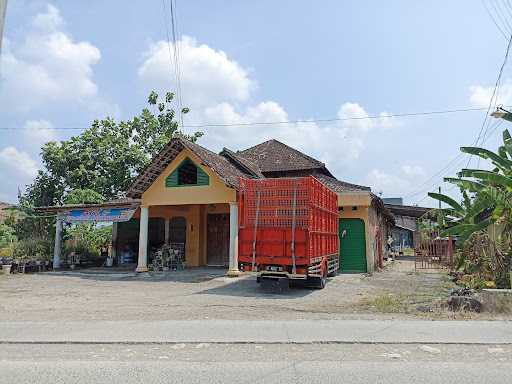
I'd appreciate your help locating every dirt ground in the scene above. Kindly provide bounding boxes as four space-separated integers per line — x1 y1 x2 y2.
1 258 509 321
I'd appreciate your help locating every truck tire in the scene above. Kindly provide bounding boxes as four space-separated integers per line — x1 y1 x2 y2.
327 269 337 277
318 275 326 289
308 274 326 289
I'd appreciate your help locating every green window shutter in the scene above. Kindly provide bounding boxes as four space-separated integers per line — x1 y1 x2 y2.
165 158 209 187
165 169 179 187
197 167 210 186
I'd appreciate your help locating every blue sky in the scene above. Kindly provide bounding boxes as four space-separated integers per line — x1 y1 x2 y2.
0 0 510 205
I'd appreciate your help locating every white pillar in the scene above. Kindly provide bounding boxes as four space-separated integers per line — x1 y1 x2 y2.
164 218 170 245
111 222 118 262
53 216 63 269
136 206 149 272
227 202 240 277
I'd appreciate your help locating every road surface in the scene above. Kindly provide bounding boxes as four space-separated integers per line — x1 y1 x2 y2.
1 320 512 383
2 319 512 344
1 343 511 383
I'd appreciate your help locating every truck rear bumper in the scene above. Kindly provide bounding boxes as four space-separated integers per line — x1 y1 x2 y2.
257 272 308 280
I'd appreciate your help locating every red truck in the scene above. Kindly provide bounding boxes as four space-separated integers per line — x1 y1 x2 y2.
238 176 339 289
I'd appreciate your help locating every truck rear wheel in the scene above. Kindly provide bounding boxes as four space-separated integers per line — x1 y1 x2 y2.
308 273 326 289
327 269 337 277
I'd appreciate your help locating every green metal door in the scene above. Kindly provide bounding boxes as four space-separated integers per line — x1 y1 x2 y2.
339 218 367 273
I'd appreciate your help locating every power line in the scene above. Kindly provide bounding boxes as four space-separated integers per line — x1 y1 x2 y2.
502 0 512 26
492 0 512 34
161 0 184 128
170 0 185 128
407 117 504 201
483 0 510 39
468 32 512 168
410 118 504 204
0 106 497 131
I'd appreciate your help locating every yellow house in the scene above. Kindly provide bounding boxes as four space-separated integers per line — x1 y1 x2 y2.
41 137 394 275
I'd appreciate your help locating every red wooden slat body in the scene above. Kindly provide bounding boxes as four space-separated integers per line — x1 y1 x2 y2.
238 176 338 269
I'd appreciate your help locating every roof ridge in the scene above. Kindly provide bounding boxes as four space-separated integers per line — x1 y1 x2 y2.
219 148 263 178
239 138 325 167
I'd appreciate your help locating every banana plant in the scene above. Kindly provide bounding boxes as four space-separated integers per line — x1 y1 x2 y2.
427 129 512 242
427 190 492 243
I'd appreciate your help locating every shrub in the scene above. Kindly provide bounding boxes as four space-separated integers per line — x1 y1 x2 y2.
12 237 53 261
0 246 13 258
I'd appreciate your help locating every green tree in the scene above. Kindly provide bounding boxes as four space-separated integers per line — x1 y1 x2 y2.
64 189 105 205
20 91 201 208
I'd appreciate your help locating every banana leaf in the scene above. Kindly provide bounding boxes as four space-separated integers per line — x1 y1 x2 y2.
427 192 464 213
441 218 492 238
460 146 512 170
443 177 485 192
470 171 512 189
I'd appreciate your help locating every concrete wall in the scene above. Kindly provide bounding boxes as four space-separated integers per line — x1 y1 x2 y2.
337 192 373 272
337 192 389 273
136 147 236 267
131 203 230 267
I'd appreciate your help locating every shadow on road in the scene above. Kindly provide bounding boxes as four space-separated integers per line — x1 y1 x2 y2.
42 267 228 284
197 276 316 299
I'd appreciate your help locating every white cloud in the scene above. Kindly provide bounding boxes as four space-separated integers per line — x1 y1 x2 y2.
401 164 426 178
196 101 366 173
23 119 57 145
337 103 399 132
365 165 426 197
138 36 255 108
0 4 101 112
0 147 38 178
138 36 399 183
469 80 512 108
338 102 374 132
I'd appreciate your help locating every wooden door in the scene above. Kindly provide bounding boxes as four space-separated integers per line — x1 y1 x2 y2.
207 214 230 266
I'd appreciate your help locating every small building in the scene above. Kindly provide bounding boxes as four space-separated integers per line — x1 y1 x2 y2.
384 202 431 250
40 138 394 274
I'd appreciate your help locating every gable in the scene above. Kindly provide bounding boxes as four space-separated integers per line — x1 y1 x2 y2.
127 138 253 198
165 158 210 187
141 148 236 206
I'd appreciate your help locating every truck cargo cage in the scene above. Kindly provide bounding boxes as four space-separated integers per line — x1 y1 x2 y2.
238 176 339 286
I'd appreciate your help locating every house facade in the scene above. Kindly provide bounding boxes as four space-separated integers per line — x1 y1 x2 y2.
43 137 394 274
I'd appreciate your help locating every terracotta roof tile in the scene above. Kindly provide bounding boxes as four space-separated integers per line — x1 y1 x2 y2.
236 139 325 173
315 174 371 192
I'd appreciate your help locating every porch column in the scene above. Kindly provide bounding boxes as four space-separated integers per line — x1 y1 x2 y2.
136 206 149 272
111 222 118 262
164 218 170 245
53 216 63 269
227 202 240 277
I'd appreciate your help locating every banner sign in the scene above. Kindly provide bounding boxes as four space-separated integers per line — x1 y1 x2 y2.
62 207 136 223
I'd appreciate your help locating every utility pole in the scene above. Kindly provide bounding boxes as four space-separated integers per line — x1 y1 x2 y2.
0 0 7 54
438 186 441 209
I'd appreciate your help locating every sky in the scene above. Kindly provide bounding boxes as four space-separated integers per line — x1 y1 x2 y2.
0 0 510 205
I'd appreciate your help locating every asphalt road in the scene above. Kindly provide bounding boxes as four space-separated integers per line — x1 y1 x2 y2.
2 319 512 344
2 320 512 383
1 343 511 384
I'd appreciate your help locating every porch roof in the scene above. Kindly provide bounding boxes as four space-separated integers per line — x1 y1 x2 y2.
33 198 141 214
